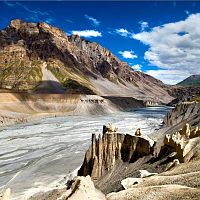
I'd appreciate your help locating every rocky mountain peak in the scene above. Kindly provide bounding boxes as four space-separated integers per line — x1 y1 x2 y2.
38 22 67 39
9 19 26 29
8 19 38 34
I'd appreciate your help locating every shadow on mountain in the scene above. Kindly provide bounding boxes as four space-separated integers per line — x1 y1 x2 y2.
63 79 95 95
33 80 95 94
34 80 65 94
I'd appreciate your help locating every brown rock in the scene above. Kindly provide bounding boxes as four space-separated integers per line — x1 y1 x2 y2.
163 102 200 127
0 19 172 103
78 125 154 180
163 123 200 163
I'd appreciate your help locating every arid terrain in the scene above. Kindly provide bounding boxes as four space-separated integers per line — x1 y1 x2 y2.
0 18 200 200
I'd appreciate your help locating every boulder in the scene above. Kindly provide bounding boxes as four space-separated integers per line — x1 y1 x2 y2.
65 176 106 200
121 178 143 190
139 170 158 178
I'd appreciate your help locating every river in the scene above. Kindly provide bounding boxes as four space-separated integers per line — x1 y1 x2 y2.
0 106 171 199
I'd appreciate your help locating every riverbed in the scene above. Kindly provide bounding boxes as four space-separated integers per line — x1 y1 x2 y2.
0 106 171 199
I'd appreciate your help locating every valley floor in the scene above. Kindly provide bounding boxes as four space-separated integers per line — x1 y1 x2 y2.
0 107 168 200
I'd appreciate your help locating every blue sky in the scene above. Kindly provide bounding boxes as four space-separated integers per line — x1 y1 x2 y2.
0 1 200 84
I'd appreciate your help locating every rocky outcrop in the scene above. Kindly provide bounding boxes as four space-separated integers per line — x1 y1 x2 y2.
78 124 154 181
164 123 200 163
163 101 200 127
64 176 106 200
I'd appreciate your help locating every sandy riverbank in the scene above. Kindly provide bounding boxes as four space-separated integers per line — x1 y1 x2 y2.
0 93 146 128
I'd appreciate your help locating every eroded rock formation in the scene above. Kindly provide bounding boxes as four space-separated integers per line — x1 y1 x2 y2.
78 125 154 180
164 123 200 163
163 101 200 127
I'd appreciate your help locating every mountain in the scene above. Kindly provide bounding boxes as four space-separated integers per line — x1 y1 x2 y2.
177 75 200 87
0 19 173 103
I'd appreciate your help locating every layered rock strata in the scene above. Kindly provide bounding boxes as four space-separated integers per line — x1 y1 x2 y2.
163 101 200 127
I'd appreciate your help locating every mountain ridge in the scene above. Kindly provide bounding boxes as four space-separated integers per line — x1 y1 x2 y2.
177 75 200 87
0 19 172 103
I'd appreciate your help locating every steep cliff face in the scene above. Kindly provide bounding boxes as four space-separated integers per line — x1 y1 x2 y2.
163 102 200 127
0 19 173 103
78 128 154 180
68 35 163 85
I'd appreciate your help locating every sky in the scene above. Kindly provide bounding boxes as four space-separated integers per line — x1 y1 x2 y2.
0 1 200 85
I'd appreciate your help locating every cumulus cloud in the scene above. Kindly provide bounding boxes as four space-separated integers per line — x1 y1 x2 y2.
71 30 102 38
116 28 131 37
84 14 100 26
118 50 137 59
146 69 191 85
133 13 200 84
131 64 142 71
139 21 149 31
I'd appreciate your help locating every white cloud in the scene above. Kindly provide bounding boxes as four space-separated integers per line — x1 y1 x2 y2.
146 69 191 85
139 21 149 31
71 30 102 38
133 13 200 84
118 50 137 59
84 14 100 26
131 64 142 71
116 28 130 37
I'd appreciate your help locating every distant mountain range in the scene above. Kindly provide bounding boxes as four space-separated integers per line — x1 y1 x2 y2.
177 75 200 87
